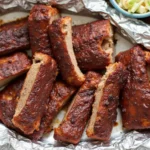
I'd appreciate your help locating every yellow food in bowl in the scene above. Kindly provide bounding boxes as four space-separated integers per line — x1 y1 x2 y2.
116 0 150 13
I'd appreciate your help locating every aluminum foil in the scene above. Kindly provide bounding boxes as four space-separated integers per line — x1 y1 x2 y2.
0 0 150 150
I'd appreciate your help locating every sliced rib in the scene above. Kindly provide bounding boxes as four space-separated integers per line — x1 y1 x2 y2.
54 71 101 144
29 80 76 141
28 4 60 56
116 45 150 66
0 18 29 56
72 20 114 71
0 76 25 129
12 53 57 135
116 45 150 129
86 62 128 141
49 16 85 87
0 52 31 87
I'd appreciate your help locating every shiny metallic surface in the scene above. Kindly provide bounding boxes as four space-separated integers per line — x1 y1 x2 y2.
0 0 150 149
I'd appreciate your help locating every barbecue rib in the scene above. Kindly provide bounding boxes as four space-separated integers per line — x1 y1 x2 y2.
54 71 101 144
12 53 57 135
86 62 127 141
72 20 114 71
49 16 85 87
116 46 150 66
116 45 150 129
28 5 60 55
29 80 76 141
0 52 31 87
0 76 25 129
0 18 30 56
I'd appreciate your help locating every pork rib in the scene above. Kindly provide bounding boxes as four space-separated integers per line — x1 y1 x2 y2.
54 71 101 144
0 76 25 129
12 53 57 134
28 5 60 56
29 80 76 141
0 18 29 56
73 20 114 71
116 45 150 129
86 62 127 141
49 16 85 87
116 46 150 66
0 52 31 87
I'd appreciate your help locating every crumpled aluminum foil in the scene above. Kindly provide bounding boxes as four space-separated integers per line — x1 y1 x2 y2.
0 0 150 150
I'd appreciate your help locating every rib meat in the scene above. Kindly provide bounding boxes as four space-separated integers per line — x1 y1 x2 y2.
116 45 150 129
28 5 60 55
86 62 127 141
72 20 114 71
116 46 150 66
0 52 31 87
0 18 30 56
49 16 85 87
29 80 76 141
54 71 101 144
12 53 57 135
0 76 25 129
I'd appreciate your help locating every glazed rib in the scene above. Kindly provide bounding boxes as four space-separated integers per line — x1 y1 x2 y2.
54 71 101 144
0 52 31 87
116 45 150 129
72 20 114 71
86 63 127 141
0 18 30 56
29 80 76 141
49 16 85 87
12 53 57 135
0 76 25 129
116 46 150 66
28 5 60 55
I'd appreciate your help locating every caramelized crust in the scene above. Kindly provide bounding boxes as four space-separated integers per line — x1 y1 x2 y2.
28 5 60 55
86 63 128 141
116 46 150 66
115 49 131 67
29 81 76 141
0 52 31 87
144 51 150 65
49 16 85 87
0 76 25 129
0 18 30 56
12 53 57 135
72 20 114 70
116 45 150 129
54 72 101 144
